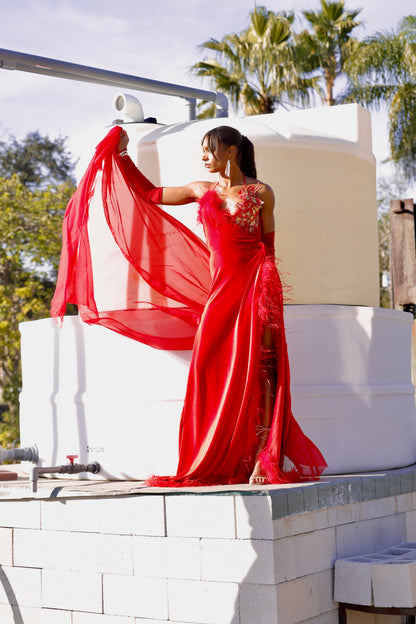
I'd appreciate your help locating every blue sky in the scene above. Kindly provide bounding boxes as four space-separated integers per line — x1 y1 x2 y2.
0 0 414 189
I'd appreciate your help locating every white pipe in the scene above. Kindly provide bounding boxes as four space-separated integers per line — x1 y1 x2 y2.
0 48 229 120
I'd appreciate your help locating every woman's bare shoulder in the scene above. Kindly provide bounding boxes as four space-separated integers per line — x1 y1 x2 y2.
191 180 214 199
252 179 274 201
245 176 273 192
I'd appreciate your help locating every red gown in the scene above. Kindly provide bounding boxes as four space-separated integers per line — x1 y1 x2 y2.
148 184 327 486
51 126 327 486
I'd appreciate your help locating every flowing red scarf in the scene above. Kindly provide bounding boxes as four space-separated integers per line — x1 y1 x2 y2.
51 126 211 350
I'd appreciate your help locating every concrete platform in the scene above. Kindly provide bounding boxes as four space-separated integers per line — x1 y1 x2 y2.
0 464 414 623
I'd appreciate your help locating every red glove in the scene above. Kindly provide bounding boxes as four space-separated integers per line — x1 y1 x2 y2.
115 152 163 204
261 231 275 258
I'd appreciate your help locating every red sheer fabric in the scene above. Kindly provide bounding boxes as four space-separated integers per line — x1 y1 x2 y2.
51 126 211 349
51 127 327 485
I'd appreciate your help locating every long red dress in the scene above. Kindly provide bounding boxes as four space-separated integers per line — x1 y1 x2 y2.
51 126 327 486
148 184 326 486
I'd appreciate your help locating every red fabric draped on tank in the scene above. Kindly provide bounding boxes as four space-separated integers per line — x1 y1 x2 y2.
50 126 211 350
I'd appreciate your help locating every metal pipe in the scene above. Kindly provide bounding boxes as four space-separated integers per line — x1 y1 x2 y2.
29 461 100 493
0 48 229 120
185 97 196 122
0 445 38 464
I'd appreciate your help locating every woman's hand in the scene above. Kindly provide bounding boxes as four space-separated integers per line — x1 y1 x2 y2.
117 128 129 153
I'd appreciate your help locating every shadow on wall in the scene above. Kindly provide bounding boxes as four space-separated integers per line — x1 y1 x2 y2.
0 566 24 624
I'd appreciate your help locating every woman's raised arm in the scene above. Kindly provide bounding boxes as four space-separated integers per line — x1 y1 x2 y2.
116 128 205 206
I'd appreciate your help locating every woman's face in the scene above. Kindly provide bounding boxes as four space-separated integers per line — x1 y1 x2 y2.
201 138 229 173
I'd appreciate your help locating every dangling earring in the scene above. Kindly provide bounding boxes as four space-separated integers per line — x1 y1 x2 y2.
225 159 230 177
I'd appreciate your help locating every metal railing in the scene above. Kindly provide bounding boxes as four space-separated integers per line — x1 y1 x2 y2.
0 48 229 121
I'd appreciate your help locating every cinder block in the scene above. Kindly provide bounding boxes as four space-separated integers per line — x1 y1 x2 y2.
42 569 102 613
372 515 407 553
0 500 40 529
336 514 406 558
0 528 12 566
73 612 134 623
41 496 165 536
103 574 168 619
334 558 373 606
273 504 356 540
318 569 337 614
0 605 72 623
239 583 278 624
396 493 414 513
336 520 375 559
168 579 239 624
14 529 133 574
133 535 200 580
332 504 359 528
286 487 305 515
357 497 396 522
0 566 41 608
372 561 416 607
275 528 336 583
335 542 416 608
0 604 16 624
273 509 318 539
201 537 275 584
276 574 321 624
235 495 274 539
406 510 416 541
165 495 235 538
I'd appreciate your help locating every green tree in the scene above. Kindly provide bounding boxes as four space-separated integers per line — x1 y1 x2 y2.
191 5 317 116
297 0 362 106
0 131 76 188
0 134 76 445
342 15 416 178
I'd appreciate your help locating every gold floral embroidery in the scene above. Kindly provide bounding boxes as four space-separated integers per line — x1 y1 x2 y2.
230 184 263 232
198 183 263 232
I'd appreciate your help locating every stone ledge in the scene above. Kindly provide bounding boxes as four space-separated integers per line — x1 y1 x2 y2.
0 464 415 522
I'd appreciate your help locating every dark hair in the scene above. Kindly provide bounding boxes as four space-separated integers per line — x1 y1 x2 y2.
202 126 257 179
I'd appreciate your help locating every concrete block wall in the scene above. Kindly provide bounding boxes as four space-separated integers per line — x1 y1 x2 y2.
0 467 415 623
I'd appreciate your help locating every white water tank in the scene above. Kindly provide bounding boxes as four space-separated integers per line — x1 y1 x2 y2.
19 105 416 478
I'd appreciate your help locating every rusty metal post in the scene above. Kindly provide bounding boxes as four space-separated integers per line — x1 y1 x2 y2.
390 199 416 384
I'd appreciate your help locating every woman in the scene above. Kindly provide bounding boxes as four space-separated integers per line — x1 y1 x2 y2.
114 125 326 486
52 124 326 486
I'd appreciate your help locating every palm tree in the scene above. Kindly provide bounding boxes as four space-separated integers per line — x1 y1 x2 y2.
342 15 416 178
297 0 362 106
191 5 317 116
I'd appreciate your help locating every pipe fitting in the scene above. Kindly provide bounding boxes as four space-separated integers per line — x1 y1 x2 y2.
29 460 100 493
215 92 229 118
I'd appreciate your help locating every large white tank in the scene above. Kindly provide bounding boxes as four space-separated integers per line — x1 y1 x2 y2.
19 105 416 479
130 104 379 307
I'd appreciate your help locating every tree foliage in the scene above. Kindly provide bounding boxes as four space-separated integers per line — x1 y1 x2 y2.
0 134 76 445
297 0 362 106
0 131 76 189
191 5 318 116
342 15 416 178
